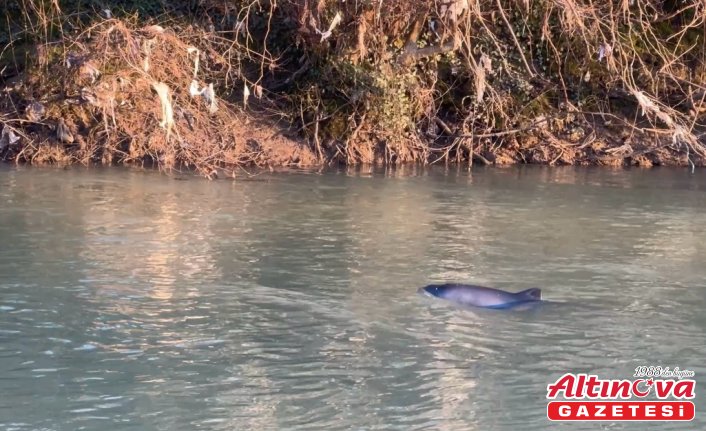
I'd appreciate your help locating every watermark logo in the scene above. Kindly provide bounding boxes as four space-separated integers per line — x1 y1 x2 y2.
546 367 696 421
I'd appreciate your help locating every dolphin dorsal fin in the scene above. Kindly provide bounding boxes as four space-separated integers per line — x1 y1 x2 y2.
516 288 541 300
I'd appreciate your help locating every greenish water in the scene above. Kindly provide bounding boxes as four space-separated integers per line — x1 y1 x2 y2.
1 165 705 430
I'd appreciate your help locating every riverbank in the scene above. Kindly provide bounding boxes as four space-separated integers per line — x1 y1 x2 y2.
2 2 705 177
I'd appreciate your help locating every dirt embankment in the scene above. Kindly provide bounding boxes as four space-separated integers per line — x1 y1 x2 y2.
1 1 705 176
0 19 317 178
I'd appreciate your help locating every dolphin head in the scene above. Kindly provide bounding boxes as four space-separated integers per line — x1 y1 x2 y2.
419 284 452 298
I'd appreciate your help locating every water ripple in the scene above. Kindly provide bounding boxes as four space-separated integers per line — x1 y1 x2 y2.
1 167 706 430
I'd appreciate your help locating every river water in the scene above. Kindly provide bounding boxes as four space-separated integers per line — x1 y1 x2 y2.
0 165 704 430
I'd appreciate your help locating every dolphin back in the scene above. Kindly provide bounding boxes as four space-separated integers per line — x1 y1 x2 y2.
515 287 541 301
420 283 543 310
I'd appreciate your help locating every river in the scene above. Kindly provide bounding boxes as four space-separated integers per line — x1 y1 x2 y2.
1 165 704 430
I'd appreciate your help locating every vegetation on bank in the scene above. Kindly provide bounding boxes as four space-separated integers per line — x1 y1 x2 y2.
1 0 705 177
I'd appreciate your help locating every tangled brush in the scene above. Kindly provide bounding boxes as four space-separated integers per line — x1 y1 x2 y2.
0 18 315 177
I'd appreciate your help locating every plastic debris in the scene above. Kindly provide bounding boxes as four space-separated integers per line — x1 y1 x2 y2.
25 101 46 122
234 20 246 37
189 80 218 114
187 47 200 77
316 12 342 42
672 125 687 145
56 118 74 144
632 89 660 118
475 54 492 102
598 43 613 62
65 52 85 69
429 20 439 39
143 25 165 35
243 83 250 107
189 80 201 97
440 0 469 22
0 125 20 150
80 87 98 106
202 83 218 114
151 82 174 140
142 39 154 72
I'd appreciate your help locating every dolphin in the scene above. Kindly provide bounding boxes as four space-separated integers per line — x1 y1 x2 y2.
419 283 542 310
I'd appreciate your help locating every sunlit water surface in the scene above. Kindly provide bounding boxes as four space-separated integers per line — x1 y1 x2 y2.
1 165 705 430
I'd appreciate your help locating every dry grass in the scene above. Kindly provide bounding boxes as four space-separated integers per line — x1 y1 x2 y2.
281 0 706 167
2 0 706 174
1 9 315 177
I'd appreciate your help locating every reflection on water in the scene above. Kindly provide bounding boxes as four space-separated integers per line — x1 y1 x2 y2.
1 165 705 430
